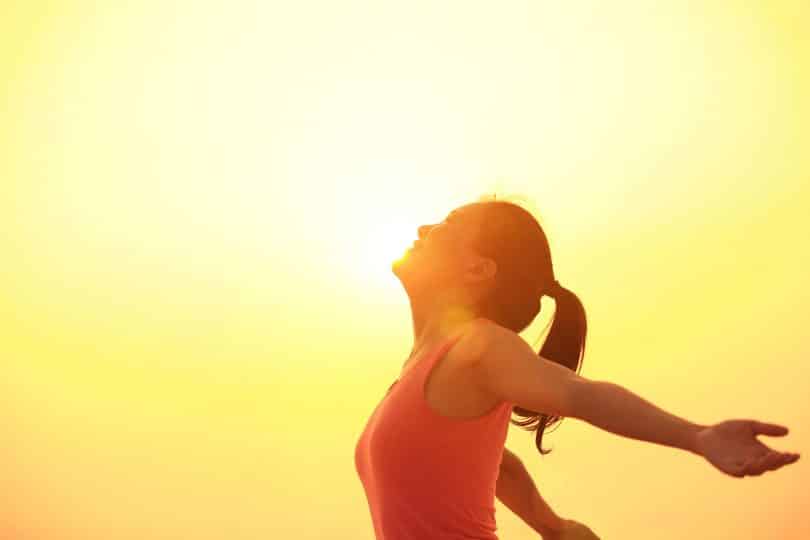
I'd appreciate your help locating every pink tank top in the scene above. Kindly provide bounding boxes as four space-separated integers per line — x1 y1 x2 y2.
354 327 514 540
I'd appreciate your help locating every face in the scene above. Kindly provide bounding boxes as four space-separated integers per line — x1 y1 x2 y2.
392 203 496 299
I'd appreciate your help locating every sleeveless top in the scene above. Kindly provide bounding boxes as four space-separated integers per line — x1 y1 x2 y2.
354 327 514 540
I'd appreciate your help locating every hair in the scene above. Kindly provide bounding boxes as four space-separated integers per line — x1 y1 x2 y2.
471 193 588 457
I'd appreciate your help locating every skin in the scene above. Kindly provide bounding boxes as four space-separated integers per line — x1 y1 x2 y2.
391 202 498 362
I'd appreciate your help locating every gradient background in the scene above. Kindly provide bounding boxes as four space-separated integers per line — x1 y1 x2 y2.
2 2 808 539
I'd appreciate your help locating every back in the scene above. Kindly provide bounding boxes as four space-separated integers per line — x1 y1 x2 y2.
354 326 514 540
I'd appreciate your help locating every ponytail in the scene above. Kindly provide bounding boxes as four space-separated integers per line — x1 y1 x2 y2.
511 282 588 457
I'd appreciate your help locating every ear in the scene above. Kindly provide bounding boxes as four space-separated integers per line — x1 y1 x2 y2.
467 257 497 282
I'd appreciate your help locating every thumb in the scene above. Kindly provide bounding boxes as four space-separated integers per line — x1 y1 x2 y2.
750 420 789 436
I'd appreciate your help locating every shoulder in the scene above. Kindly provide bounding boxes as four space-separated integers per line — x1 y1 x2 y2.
455 317 524 366
462 318 583 417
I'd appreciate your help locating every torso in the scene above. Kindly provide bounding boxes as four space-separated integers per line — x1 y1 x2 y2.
396 320 503 420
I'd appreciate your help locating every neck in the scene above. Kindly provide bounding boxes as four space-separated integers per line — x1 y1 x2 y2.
407 291 478 359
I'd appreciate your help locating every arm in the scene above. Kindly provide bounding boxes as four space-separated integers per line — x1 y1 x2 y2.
496 447 564 538
573 380 706 453
575 384 799 475
472 322 800 478
471 322 706 454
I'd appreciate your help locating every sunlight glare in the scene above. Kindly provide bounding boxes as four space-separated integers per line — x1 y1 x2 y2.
352 213 417 292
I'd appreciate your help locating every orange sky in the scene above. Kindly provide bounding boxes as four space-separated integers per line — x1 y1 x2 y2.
2 2 808 539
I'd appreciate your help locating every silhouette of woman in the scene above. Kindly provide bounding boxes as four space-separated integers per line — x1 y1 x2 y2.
354 195 799 540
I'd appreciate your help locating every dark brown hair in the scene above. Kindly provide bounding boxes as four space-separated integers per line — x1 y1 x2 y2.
471 193 588 457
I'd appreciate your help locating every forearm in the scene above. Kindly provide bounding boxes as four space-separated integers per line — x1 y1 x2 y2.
495 458 563 538
576 380 708 454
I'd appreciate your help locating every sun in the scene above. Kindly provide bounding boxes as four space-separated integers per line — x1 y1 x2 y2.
322 199 447 297
353 214 418 291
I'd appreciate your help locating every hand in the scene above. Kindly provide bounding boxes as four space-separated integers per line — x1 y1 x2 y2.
695 419 800 478
542 518 600 540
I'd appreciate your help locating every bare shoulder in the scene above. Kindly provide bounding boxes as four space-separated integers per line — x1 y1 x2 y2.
462 318 585 418
453 318 534 376
453 317 510 364
462 318 529 360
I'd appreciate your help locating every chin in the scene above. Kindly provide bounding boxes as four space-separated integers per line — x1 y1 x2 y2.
391 248 417 273
391 260 412 283
391 254 413 279
391 255 405 275
393 268 434 302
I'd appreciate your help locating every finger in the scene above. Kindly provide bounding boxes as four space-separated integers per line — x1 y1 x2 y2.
751 453 783 475
747 452 799 475
731 454 762 477
729 462 746 478
776 453 801 469
767 453 801 472
751 421 789 436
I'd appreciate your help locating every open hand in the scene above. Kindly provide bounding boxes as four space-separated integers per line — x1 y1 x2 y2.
695 419 800 478
543 518 600 540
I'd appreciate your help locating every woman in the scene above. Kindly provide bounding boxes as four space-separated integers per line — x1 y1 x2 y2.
354 196 799 540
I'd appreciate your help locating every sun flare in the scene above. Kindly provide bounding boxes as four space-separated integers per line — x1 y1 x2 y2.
336 210 422 293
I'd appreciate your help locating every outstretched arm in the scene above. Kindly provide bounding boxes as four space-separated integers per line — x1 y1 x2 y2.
471 322 706 452
574 381 800 477
471 321 800 478
573 380 705 453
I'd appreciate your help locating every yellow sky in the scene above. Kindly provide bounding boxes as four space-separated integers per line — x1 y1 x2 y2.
2 2 808 539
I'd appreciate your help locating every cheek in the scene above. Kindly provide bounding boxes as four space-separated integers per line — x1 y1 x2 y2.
434 252 467 278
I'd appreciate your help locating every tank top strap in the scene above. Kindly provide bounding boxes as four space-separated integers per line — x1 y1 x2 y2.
417 323 472 372
395 324 472 388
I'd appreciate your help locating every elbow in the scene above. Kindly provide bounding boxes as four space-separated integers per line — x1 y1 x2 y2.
500 447 522 471
565 377 595 421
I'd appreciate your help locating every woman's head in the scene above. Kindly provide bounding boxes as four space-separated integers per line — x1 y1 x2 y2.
392 196 556 328
392 194 588 457
391 201 498 308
